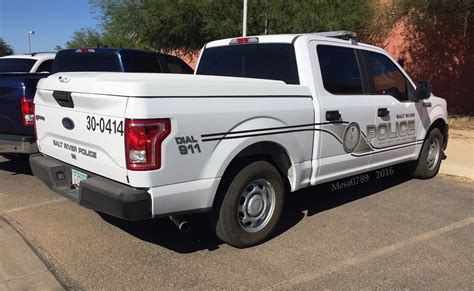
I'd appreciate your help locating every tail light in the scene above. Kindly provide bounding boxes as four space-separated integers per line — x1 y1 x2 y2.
21 97 34 127
125 119 171 171
229 37 259 45
75 48 96 53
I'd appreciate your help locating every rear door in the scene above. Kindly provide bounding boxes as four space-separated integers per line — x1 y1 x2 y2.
310 42 378 184
35 75 129 184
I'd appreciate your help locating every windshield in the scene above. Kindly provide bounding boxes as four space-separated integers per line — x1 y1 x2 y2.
52 52 121 73
0 58 37 72
196 44 299 84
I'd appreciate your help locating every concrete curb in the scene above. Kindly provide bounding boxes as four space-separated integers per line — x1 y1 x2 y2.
0 215 67 290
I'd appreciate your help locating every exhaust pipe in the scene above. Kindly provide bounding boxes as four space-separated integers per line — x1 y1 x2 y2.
169 215 191 232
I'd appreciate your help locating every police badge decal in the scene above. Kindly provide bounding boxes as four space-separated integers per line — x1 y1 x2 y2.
343 122 361 153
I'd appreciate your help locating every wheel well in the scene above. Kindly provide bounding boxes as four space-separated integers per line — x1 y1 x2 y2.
213 142 292 208
429 118 448 149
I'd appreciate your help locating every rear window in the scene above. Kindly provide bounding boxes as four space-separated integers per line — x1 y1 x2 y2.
52 52 121 73
121 54 162 73
0 58 37 72
197 44 299 84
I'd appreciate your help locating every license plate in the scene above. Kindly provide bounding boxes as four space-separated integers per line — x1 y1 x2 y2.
72 168 88 187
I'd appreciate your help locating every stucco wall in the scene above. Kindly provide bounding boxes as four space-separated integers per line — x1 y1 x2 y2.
381 19 473 115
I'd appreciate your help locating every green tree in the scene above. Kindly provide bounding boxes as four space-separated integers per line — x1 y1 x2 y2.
72 0 375 54
66 28 104 48
0 38 13 56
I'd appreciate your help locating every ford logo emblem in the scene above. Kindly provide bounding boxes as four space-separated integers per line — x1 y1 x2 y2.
62 117 75 130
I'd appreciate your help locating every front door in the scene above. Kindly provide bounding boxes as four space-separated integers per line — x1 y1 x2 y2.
361 50 427 169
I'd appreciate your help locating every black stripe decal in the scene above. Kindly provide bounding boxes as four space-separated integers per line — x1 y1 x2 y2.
202 128 315 142
201 123 424 158
201 128 345 142
201 121 349 138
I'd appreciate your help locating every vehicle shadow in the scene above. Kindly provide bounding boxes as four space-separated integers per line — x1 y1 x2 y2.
99 164 413 254
0 156 33 175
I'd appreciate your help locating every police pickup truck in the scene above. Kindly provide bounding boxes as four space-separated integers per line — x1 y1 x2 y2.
30 32 448 248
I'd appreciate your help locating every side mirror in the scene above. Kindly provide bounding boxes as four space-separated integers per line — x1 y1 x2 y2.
414 80 431 101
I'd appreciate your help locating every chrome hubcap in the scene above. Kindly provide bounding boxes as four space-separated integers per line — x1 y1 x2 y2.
238 179 276 233
426 137 440 170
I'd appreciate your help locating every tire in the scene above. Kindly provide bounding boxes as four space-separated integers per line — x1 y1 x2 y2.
412 128 444 179
211 161 285 248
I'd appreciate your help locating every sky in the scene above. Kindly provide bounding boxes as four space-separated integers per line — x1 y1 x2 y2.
0 0 98 54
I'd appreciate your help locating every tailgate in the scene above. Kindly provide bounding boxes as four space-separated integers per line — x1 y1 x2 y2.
35 88 129 184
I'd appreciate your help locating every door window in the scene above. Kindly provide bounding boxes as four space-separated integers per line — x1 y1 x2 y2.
36 60 54 72
163 55 194 74
364 51 413 101
317 45 363 94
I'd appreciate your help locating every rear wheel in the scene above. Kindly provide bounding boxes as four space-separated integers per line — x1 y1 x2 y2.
211 161 285 248
412 128 444 179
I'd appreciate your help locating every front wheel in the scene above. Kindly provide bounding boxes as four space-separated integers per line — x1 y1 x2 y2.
412 128 444 179
211 161 285 248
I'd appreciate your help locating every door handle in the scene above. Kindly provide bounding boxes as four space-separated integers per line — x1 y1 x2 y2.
326 110 341 121
378 108 390 117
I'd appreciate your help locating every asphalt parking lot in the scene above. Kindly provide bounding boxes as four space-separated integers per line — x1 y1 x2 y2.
0 156 473 290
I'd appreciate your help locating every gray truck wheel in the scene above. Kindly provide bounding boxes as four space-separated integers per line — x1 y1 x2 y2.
212 161 285 248
413 128 444 179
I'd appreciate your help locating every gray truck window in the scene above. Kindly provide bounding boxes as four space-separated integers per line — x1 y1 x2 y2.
36 60 54 72
164 55 194 74
364 51 413 101
52 53 121 73
0 58 36 72
122 54 162 73
197 44 299 84
317 45 363 94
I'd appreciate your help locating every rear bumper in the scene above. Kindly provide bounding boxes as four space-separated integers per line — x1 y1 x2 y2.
0 134 37 154
29 153 152 221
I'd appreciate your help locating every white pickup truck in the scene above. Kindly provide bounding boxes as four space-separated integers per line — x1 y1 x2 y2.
30 32 448 248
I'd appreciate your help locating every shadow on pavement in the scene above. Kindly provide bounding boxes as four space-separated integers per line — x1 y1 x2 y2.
0 155 32 175
100 164 414 254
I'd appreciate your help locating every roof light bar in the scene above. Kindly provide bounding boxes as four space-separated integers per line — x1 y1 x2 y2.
230 37 259 45
313 31 358 44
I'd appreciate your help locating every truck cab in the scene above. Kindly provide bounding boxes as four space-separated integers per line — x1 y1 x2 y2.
197 32 448 185
0 52 55 73
30 32 448 248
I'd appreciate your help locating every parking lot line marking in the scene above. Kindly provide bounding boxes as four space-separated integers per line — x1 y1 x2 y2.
3 198 68 214
266 216 474 290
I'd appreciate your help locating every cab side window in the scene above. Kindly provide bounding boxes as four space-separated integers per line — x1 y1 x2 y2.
164 55 194 74
317 45 363 95
36 60 54 72
364 51 413 101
